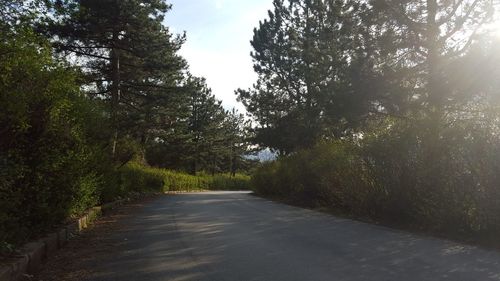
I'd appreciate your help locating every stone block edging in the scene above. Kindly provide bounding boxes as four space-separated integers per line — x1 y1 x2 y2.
0 197 129 281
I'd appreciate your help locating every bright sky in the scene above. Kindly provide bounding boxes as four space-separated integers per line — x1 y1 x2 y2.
165 0 274 112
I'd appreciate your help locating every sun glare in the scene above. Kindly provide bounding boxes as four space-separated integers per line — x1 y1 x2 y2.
494 8 500 38
484 19 500 39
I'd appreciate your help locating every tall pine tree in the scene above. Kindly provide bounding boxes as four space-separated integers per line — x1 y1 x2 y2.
237 0 379 154
45 0 186 158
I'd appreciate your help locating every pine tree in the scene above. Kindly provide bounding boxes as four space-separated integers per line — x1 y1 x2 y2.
45 0 186 158
370 0 495 117
222 108 251 176
183 77 226 174
237 0 378 153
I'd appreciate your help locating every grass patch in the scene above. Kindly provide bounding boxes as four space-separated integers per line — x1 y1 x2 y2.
120 162 251 193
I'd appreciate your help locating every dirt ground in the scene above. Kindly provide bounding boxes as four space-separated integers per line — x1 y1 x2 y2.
29 197 157 281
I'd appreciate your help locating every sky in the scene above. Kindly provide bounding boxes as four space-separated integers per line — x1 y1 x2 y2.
165 0 274 112
164 1 500 113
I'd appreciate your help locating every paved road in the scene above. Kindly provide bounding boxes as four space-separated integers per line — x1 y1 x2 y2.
83 191 500 281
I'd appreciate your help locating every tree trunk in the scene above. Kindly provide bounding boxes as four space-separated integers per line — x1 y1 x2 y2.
426 0 442 119
111 30 121 158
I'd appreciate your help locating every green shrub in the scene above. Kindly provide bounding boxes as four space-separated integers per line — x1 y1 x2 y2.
0 28 105 246
162 170 206 192
111 163 251 194
208 173 251 191
161 170 250 192
362 117 500 233
119 163 164 194
251 116 500 238
252 142 369 209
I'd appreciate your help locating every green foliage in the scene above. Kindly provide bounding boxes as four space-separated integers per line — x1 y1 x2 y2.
162 170 207 192
0 0 253 251
239 0 499 155
4 0 497 255
45 0 188 159
208 173 251 191
237 0 379 154
362 115 500 233
116 163 251 193
146 77 253 175
252 142 370 209
0 27 103 245
245 0 500 243
252 115 500 238
45 0 252 174
117 163 165 194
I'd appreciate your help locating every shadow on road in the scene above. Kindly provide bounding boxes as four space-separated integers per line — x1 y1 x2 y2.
36 192 500 281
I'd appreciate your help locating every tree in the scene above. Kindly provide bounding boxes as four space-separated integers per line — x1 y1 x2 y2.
239 0 498 154
364 0 498 183
145 76 253 175
222 108 252 176
369 0 496 118
237 0 380 154
45 0 186 158
184 77 227 174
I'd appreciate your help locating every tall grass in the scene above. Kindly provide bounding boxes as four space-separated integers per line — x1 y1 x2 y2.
117 162 251 194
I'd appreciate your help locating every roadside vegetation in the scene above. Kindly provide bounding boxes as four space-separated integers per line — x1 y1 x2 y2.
244 0 500 244
3 0 500 257
0 0 253 253
252 120 500 242
121 162 250 195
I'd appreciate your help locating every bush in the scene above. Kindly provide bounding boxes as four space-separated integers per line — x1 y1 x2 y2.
0 28 105 247
208 173 251 191
251 115 500 239
362 117 500 234
120 163 164 193
162 170 208 192
154 167 250 192
252 142 370 209
107 163 251 195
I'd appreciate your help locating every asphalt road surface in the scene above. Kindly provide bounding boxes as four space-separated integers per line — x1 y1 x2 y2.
71 191 500 281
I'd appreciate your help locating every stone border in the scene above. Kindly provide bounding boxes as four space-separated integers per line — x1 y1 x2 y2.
0 199 128 281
